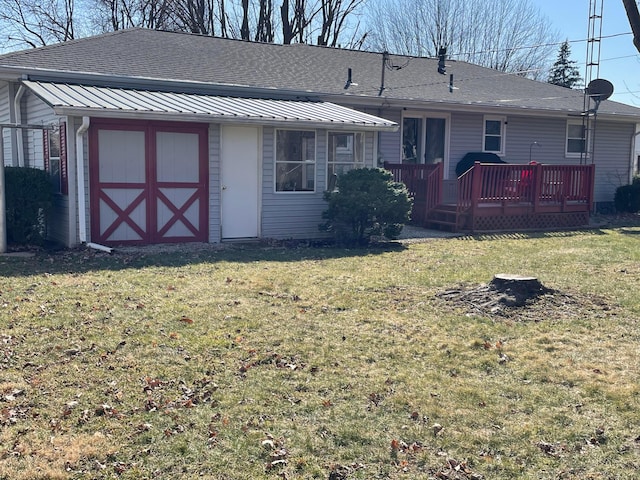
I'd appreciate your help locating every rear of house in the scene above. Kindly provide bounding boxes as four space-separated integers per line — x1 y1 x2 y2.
1 29 639 247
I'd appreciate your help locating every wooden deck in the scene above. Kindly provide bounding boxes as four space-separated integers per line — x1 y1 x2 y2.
385 161 595 232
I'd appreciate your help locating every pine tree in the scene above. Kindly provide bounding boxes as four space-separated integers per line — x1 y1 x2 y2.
548 40 582 88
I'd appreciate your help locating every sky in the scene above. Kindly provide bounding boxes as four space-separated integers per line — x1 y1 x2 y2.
531 0 640 106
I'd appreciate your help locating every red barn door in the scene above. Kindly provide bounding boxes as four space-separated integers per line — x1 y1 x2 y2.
89 120 209 245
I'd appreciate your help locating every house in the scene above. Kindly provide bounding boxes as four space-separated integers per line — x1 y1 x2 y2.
0 28 639 247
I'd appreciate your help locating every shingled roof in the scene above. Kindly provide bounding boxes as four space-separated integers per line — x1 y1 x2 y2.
1 28 639 118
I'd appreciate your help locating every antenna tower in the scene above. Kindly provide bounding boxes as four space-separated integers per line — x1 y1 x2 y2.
582 0 604 164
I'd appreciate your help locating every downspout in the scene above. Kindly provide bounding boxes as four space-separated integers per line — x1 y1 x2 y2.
13 85 25 167
76 117 90 244
73 116 115 252
75 116 112 253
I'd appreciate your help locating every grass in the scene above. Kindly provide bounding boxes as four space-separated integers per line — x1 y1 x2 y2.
1 227 640 479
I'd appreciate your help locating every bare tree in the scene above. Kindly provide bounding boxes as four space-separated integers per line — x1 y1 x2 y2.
0 0 367 51
365 0 558 79
255 0 273 42
0 0 77 48
317 0 366 47
91 0 174 31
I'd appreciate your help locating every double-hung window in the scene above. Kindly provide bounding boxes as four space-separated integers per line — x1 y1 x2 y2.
43 122 68 194
327 132 364 177
483 116 506 155
275 130 316 192
566 120 587 157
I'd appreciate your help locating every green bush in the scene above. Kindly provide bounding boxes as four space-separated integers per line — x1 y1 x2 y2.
5 166 53 245
320 168 412 246
614 177 640 213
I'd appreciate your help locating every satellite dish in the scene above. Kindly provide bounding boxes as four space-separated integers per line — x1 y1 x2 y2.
586 78 614 103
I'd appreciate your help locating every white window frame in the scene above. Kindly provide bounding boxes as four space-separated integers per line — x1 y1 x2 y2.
47 123 62 194
327 131 365 178
483 115 506 156
400 110 451 178
565 119 589 158
274 129 316 193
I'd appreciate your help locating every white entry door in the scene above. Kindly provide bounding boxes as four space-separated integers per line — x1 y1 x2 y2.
220 125 260 239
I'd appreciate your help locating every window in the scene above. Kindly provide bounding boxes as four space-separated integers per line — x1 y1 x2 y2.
402 117 422 163
425 118 446 164
275 130 315 192
566 120 587 157
401 113 449 175
43 122 67 194
483 116 506 155
328 132 364 177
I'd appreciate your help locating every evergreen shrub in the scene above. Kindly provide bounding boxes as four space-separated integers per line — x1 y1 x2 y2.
614 176 640 213
5 166 53 245
320 168 412 246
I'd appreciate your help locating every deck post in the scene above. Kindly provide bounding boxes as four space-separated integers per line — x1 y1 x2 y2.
470 162 482 229
532 163 542 213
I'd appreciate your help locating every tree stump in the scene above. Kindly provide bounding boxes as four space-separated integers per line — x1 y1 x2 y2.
489 274 551 307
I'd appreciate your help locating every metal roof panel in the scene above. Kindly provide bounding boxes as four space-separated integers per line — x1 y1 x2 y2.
23 80 398 130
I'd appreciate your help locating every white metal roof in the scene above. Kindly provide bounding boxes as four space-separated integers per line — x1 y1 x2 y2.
22 80 398 131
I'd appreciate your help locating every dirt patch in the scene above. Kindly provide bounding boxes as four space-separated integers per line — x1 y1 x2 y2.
437 276 615 322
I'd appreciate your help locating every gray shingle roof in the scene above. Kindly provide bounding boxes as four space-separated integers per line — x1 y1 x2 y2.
1 28 639 118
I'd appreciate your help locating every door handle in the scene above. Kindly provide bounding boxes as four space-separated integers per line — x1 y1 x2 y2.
222 185 227 190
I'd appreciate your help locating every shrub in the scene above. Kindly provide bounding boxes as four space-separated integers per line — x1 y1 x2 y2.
5 166 53 245
614 178 640 213
320 168 412 246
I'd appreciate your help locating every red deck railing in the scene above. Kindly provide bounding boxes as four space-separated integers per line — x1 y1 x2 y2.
458 162 595 217
384 162 443 224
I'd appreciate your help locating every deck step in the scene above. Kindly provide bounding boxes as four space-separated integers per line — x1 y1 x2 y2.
425 204 460 232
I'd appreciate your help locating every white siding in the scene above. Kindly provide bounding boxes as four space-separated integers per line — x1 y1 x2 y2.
592 121 635 204
24 90 56 169
445 112 635 204
23 90 69 245
261 127 327 239
375 108 402 165
208 124 221 243
501 115 634 204
0 82 12 165
259 127 378 240
449 112 485 178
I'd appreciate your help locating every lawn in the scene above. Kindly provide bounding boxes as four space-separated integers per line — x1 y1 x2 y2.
1 227 639 479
